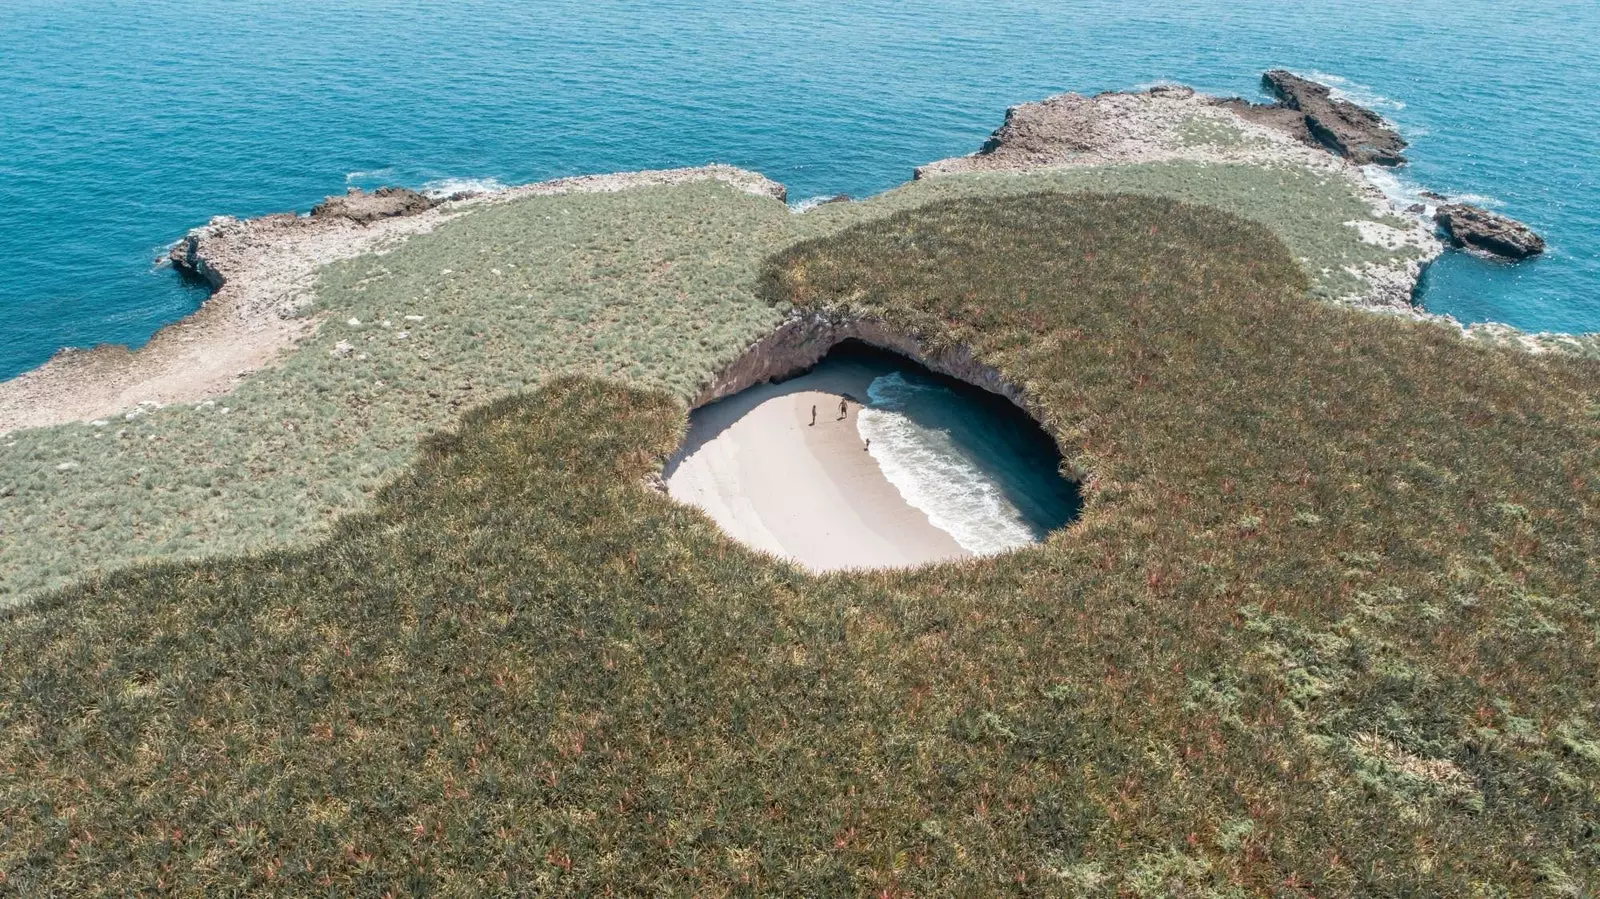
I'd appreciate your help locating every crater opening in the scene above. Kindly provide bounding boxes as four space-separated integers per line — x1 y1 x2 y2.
666 339 1081 572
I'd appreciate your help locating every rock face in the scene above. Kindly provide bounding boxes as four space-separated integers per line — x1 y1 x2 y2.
1261 70 1407 165
692 311 1060 450
973 91 1126 163
1434 204 1546 259
310 186 438 225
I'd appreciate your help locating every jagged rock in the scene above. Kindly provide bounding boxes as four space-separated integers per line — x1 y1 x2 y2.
1419 189 1449 201
1434 204 1546 259
976 92 1114 161
310 186 438 225
1262 70 1407 165
167 233 209 283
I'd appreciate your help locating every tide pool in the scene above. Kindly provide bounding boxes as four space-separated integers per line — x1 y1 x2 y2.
2 0 1596 379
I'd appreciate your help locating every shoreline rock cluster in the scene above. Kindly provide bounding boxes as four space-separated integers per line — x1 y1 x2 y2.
1256 69 1409 165
1434 203 1547 260
928 71 1541 265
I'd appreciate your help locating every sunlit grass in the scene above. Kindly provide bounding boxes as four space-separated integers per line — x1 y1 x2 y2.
3 193 1595 895
0 163 1421 608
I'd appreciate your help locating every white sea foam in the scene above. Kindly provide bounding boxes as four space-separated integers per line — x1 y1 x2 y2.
1363 165 1501 213
1362 165 1430 210
856 373 1037 556
344 168 395 184
790 195 844 213
1303 70 1407 112
420 177 508 198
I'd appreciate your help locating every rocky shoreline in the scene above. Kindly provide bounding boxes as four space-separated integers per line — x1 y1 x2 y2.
913 80 1443 311
0 74 1571 433
0 167 785 434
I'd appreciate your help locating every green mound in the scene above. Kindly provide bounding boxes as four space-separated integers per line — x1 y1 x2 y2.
0 162 1416 607
4 194 1596 895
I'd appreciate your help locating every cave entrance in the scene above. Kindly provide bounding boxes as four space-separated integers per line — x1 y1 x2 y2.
666 340 1081 572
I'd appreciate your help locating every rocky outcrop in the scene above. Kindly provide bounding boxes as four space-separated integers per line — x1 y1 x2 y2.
972 90 1128 163
166 184 439 283
1434 204 1546 259
310 186 439 225
917 73 1407 178
1261 70 1407 165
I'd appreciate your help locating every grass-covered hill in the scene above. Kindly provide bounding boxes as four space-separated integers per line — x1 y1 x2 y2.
4 192 1597 895
0 162 1425 606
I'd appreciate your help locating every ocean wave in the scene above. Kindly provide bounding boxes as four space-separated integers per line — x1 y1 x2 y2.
419 177 508 198
344 168 395 184
790 194 845 213
857 372 1039 555
1363 165 1501 211
1362 165 1430 209
1303 70 1407 112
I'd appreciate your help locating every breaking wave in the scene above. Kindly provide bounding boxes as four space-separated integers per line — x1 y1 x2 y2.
1303 70 1407 112
856 372 1043 556
419 177 508 198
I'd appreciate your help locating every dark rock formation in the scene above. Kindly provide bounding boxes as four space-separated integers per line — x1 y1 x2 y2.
1434 204 1546 259
1261 70 1407 165
167 232 220 287
310 186 438 225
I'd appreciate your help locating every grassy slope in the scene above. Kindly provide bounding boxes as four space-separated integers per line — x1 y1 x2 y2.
0 163 1417 606
3 194 1597 895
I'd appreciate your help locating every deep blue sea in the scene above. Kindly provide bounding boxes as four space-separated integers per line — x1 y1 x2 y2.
2 0 1597 380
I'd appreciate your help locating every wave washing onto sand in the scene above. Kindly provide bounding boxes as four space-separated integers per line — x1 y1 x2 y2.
857 372 1039 556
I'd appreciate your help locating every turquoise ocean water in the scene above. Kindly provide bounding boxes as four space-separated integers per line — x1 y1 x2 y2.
858 365 1081 554
2 0 1596 380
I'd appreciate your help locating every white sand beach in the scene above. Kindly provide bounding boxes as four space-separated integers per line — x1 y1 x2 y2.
666 357 971 572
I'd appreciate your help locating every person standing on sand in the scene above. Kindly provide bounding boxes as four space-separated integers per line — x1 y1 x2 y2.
811 404 817 426
838 398 848 420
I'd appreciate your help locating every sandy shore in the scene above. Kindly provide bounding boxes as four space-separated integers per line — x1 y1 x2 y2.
666 359 970 572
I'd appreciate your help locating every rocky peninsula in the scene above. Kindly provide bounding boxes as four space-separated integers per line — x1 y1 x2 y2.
0 72 1569 439
0 71 1584 607
0 167 784 434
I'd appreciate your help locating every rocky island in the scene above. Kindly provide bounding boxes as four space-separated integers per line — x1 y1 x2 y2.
1435 202 1549 259
1 73 1596 896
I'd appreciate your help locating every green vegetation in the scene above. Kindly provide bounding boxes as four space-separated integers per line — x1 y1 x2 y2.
0 163 1422 607
1175 115 1261 149
4 194 1596 895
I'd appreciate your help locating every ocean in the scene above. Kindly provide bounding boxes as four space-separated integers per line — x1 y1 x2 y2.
2 0 1596 380
858 367 1081 555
